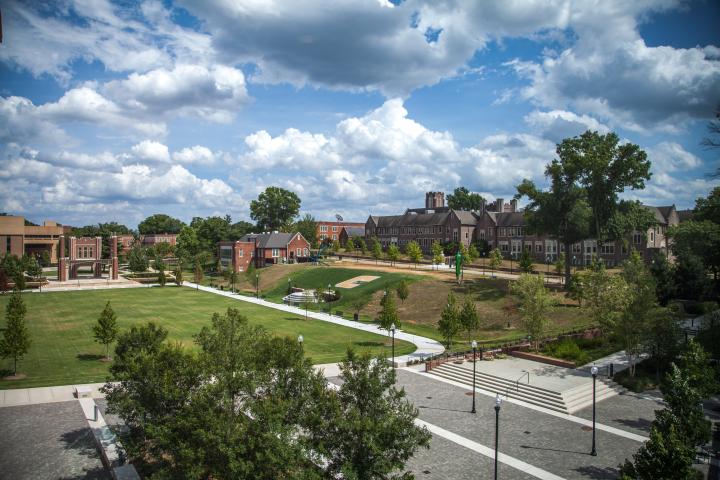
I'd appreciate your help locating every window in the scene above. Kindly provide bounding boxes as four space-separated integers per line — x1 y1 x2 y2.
303 248 309 256
320 226 328 232
479 229 486 240
499 241 509 252
572 243 581 254
6 237 10 253
633 232 643 245
535 243 543 253
465 231 469 239
332 226 337 232
453 230 458 241
239 249 244 257
332 234 337 240
649 231 655 243
272 249 279 257
600 244 615 255
297 248 301 256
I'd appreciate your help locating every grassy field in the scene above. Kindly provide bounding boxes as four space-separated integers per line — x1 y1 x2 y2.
0 287 415 389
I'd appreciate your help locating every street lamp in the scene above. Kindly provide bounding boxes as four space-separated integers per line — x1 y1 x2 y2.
572 256 577 276
471 340 477 413
590 365 598 456
327 283 332 314
546 255 551 284
255 273 259 298
390 322 396 371
481 251 486 276
494 393 502 480
298 334 304 347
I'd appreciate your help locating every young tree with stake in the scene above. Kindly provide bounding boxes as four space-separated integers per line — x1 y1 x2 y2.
93 301 119 361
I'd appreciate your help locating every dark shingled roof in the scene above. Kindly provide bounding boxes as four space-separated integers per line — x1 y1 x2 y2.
405 206 451 214
240 232 297 249
495 212 526 227
644 205 675 225
374 212 451 227
453 210 480 225
343 226 365 237
677 209 693 223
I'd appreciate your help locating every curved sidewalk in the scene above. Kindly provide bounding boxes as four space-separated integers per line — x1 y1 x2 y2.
183 282 445 365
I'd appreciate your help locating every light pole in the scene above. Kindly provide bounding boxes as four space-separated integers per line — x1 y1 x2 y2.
546 255 551 284
481 252 486 276
390 322 396 371
255 273 259 298
298 334 304 348
591 365 598 456
327 283 332 314
572 256 577 276
494 393 502 480
471 340 477 413
510 251 513 275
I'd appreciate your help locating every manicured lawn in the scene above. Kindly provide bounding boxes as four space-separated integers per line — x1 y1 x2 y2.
0 287 415 389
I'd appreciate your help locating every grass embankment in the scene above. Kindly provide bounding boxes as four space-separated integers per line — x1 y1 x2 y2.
0 287 415 389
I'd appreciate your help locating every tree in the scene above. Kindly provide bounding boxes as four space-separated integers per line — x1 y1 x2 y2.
319 349 431 479
378 291 400 331
518 248 533 273
387 244 400 266
511 274 556 350
467 244 479 264
356 237 367 255
438 292 460 349
229 271 239 293
245 261 257 287
175 226 201 263
673 252 709 300
489 248 503 278
93 301 119 360
191 216 233 253
669 219 720 282
649 253 675 306
40 250 51 267
173 266 183 286
331 239 341 253
405 241 422 268
0 292 30 376
554 252 566 278
127 245 149 274
371 238 382 264
295 213 318 247
557 131 652 244
194 259 204 285
72 222 132 259
104 311 331 479
459 297 480 341
249 186 301 231
396 280 409 304
0 270 10 294
693 186 720 224
447 187 485 211
26 256 42 280
153 241 173 258
578 257 629 333
138 214 185 234
431 241 444 270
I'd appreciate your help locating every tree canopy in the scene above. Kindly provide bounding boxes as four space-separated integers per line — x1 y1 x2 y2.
138 214 185 234
447 187 485 211
250 186 301 231
295 213 318 247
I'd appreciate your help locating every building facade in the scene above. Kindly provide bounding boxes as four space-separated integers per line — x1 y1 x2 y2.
0 215 67 263
316 221 365 243
366 192 679 266
219 232 311 272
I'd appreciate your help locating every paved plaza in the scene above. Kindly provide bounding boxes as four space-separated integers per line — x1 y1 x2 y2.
0 401 109 480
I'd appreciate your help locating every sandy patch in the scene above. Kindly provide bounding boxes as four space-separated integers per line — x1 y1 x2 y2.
335 275 380 289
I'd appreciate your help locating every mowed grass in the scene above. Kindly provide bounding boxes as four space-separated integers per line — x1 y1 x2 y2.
264 266 422 310
0 287 415 389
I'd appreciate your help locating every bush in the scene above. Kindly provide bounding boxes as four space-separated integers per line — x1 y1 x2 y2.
702 301 719 315
543 338 590 365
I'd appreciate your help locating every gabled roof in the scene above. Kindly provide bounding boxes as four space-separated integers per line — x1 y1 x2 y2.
343 226 365 237
241 232 297 249
452 210 479 225
495 212 526 227
644 205 674 225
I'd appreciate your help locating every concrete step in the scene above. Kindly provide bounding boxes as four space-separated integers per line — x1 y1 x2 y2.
436 362 562 397
429 364 569 414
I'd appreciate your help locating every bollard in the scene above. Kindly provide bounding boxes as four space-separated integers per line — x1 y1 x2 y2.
94 404 98 422
609 363 614 377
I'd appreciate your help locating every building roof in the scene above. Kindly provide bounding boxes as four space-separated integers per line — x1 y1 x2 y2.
343 226 365 237
677 209 693 223
644 205 676 225
373 212 451 228
495 212 525 227
241 232 300 248
452 210 479 225
405 206 451 214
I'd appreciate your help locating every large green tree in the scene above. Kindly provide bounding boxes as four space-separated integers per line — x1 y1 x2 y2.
127 245 149 274
250 186 301 231
378 291 400 331
693 186 720 224
0 292 30 375
190 215 233 252
318 350 431 479
176 226 201 263
669 219 720 282
295 213 318 247
556 131 652 243
511 274 556 350
137 214 185 234
447 187 485 211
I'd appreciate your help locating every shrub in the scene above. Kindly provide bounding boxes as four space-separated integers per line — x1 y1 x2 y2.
544 338 590 365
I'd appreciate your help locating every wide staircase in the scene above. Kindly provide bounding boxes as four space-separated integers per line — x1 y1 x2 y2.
428 362 626 414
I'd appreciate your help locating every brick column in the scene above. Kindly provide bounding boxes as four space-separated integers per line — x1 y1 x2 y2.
110 236 119 280
59 257 67 282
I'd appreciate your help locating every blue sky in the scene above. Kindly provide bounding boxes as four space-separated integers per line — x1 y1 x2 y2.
1 0 718 229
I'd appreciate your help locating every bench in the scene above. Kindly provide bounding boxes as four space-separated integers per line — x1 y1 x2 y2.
75 386 92 398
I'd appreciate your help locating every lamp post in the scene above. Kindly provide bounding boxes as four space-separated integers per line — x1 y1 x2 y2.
255 273 259 298
298 334 304 347
572 255 577 276
471 340 477 413
590 365 598 456
390 322 396 371
546 255 551 284
327 283 332 314
510 252 513 275
481 252 486 276
494 393 502 480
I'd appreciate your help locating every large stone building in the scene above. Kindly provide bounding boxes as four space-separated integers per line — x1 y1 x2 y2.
0 215 69 263
366 192 679 266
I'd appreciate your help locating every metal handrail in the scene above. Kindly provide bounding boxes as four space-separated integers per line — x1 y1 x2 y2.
516 371 530 392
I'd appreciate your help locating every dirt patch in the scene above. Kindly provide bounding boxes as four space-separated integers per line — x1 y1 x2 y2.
336 275 380 289
2 373 27 381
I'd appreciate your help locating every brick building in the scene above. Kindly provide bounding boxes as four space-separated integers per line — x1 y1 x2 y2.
0 215 67 263
316 221 364 244
366 192 679 266
218 232 311 272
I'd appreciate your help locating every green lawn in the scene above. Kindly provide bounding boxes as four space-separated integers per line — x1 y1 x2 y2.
264 266 422 310
0 287 415 389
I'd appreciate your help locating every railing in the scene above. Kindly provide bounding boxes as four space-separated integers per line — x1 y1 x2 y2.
516 371 530 392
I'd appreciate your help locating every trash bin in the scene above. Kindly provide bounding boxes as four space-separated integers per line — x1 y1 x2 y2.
353 313 359 321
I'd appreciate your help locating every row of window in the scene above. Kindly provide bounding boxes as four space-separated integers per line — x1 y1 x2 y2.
319 226 339 232
76 246 96 259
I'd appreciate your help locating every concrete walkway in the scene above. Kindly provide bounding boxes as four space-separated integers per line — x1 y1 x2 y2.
183 281 446 365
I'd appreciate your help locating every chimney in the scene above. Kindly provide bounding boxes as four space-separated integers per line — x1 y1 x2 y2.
510 199 518 212
495 198 504 213
479 199 486 215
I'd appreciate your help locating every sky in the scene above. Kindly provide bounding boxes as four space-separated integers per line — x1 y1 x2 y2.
0 0 719 229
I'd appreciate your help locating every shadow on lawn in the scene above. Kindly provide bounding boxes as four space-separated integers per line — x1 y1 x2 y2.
76 354 105 361
353 341 385 347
